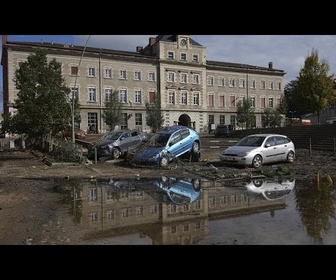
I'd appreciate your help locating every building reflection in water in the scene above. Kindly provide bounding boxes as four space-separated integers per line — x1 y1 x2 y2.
65 176 295 245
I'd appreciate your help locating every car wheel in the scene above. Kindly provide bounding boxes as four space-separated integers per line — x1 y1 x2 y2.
159 155 170 167
191 141 200 154
252 155 263 168
191 151 201 162
112 148 121 159
286 151 295 163
253 179 263 187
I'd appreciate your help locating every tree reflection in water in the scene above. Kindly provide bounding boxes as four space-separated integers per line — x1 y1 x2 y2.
294 177 336 244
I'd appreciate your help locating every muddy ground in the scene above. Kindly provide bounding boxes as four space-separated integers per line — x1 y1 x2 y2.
0 148 335 245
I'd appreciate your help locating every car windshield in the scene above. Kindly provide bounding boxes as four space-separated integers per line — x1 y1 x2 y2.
100 132 122 141
237 136 265 147
149 133 171 146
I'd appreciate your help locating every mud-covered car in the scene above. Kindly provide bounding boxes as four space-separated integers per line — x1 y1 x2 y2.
88 130 147 160
129 125 201 167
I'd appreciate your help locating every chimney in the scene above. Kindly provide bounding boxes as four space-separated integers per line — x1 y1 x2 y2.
268 62 273 69
2 35 8 45
149 37 156 46
136 46 143 52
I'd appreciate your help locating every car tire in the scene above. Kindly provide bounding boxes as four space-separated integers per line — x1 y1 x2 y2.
112 148 121 160
159 155 170 167
191 151 201 162
191 141 200 154
286 151 295 163
252 155 263 168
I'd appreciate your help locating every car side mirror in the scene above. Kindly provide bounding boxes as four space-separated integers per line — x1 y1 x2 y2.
265 144 270 148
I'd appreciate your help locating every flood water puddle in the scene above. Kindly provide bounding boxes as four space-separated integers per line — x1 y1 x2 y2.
49 175 336 245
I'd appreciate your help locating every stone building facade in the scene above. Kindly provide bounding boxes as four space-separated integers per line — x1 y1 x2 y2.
1 35 285 133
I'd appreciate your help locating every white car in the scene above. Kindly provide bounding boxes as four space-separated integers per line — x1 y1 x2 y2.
220 133 295 168
244 178 296 201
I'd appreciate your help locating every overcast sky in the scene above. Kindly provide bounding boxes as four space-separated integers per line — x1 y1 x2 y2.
1 35 336 112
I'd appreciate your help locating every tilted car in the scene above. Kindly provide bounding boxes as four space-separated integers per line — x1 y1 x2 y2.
130 125 201 167
88 129 147 160
220 133 295 168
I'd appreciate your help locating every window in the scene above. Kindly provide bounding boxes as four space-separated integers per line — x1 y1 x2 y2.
134 90 141 103
134 71 141 81
193 92 199 105
229 78 236 87
167 51 174 59
260 80 266 89
148 72 155 81
230 115 236 127
208 114 214 125
220 196 227 206
90 212 98 222
260 97 266 108
219 95 225 107
180 53 187 61
106 210 115 220
71 86 79 99
220 115 225 124
268 97 274 108
192 74 199 84
71 66 78 76
88 67 95 77
135 206 143 217
209 197 216 207
181 91 187 105
120 113 128 130
192 54 199 62
239 78 245 88
250 96 255 107
268 81 274 90
168 91 175 104
250 79 256 89
88 87 96 102
104 68 112 78
181 73 187 83
149 91 156 103
276 81 281 90
168 72 175 82
88 112 97 130
135 113 142 126
119 89 127 103
150 204 158 214
105 88 112 102
218 77 225 86
208 94 214 107
89 187 98 202
230 95 236 107
207 76 214 86
119 70 126 79
121 208 131 218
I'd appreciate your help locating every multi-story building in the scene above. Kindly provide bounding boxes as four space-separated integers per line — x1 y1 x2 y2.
1 35 285 134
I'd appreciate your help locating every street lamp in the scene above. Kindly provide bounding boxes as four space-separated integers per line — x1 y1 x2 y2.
71 35 91 144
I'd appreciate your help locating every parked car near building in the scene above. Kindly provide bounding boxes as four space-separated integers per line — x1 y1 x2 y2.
88 130 147 161
214 124 231 137
220 133 295 168
129 125 201 167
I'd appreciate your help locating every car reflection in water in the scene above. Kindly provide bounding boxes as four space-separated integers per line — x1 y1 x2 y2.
243 178 295 201
96 176 202 205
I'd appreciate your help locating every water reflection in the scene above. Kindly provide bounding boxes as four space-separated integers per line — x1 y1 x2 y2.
55 176 300 244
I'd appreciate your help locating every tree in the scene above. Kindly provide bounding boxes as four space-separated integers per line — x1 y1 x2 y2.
101 90 122 131
4 49 71 145
145 94 164 133
292 48 336 124
236 99 255 129
261 108 282 128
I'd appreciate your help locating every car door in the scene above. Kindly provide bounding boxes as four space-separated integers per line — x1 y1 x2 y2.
263 136 278 164
129 131 143 150
118 131 133 153
274 136 290 161
167 131 183 157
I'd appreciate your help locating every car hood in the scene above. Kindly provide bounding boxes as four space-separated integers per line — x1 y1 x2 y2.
135 146 166 159
224 146 257 154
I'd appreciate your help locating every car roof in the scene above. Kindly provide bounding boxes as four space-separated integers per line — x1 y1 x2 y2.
248 133 288 137
158 125 190 134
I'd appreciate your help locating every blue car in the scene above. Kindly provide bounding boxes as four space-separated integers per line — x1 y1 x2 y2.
131 125 201 167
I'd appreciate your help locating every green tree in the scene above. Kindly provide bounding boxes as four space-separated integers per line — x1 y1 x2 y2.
261 108 282 127
145 94 164 133
236 99 255 129
292 48 336 124
4 49 71 145
101 90 122 131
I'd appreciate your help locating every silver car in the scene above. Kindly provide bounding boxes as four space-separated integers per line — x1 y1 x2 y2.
220 133 295 168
